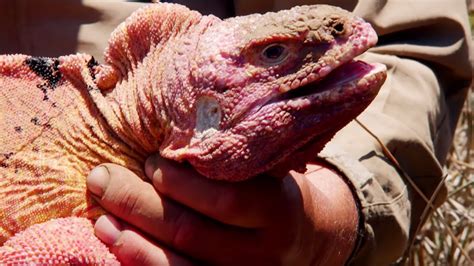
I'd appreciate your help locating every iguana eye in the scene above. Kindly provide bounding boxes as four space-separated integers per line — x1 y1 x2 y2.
261 44 289 64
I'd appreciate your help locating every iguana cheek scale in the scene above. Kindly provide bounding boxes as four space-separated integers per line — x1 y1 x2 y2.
0 3 386 264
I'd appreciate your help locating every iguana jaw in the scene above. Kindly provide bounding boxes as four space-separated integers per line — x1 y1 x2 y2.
227 60 385 133
267 61 386 177
266 60 386 110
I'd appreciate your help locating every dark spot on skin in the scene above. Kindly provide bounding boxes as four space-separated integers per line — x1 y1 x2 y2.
88 125 94 130
31 117 40 126
14 168 19 174
52 102 57 108
32 147 39 152
25 57 62 88
14 126 22 133
36 83 48 93
44 123 52 129
87 85 100 92
87 56 98 68
2 152 13 168
87 57 98 80
37 83 51 101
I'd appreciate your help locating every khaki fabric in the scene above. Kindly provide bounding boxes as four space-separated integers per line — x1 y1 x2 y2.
0 0 472 265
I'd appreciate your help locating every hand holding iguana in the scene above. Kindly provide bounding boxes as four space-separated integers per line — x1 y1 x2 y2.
0 3 385 263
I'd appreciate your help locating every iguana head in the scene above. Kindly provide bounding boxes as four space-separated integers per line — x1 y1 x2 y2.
159 5 386 180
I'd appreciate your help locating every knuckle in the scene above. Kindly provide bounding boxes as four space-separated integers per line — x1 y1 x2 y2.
102 181 146 218
115 231 156 266
117 185 143 217
98 164 156 218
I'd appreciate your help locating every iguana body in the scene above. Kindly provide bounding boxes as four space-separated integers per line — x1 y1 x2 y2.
0 3 386 263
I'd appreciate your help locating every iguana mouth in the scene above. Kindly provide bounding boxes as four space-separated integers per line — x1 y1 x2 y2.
254 60 386 177
227 60 386 129
273 60 386 104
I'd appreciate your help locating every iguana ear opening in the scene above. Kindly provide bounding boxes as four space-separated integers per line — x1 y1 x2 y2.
102 3 202 85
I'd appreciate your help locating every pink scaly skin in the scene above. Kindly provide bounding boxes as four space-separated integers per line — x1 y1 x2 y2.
0 3 386 263
0 218 118 265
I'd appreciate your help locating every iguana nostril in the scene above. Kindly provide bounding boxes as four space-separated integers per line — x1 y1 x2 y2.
333 22 344 34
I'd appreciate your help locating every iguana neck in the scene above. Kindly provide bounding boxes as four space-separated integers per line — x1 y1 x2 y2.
92 7 219 154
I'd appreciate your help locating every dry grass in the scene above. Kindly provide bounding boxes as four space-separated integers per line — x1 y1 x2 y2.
403 12 474 265
355 89 472 265
356 93 473 265
357 12 473 264
406 90 473 265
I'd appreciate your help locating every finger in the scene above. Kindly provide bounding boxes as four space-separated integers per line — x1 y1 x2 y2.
94 215 195 266
87 164 261 263
87 164 173 241
145 155 289 228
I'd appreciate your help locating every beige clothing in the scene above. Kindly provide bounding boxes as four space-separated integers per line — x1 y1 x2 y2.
1 0 472 265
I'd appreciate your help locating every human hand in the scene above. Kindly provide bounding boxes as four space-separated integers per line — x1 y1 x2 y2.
87 155 359 265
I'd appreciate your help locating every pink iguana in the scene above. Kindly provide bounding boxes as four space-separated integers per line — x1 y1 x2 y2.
0 3 386 264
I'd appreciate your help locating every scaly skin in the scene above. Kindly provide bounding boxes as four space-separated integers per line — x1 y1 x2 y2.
0 3 386 263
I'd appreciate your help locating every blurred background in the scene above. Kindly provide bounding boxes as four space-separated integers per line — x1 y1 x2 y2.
407 1 473 265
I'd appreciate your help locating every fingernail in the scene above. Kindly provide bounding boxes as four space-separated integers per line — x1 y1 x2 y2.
87 166 110 197
94 215 122 245
145 156 163 181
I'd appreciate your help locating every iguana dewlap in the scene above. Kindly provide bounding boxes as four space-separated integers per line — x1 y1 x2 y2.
0 3 386 264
